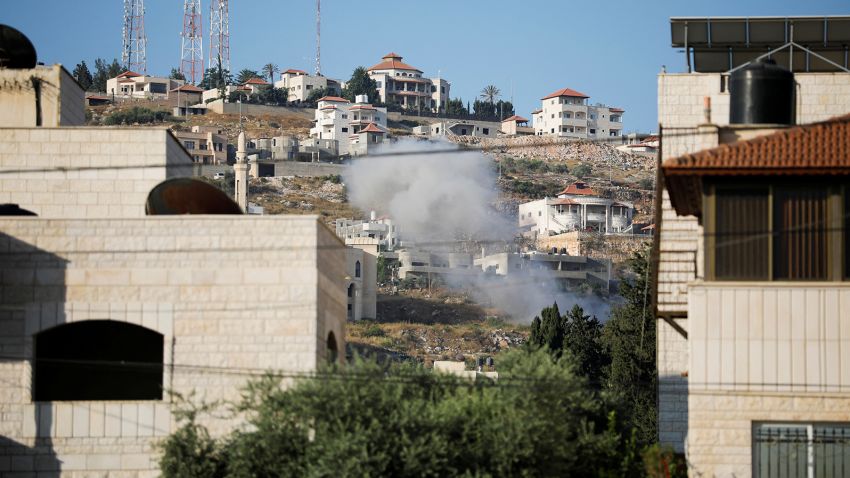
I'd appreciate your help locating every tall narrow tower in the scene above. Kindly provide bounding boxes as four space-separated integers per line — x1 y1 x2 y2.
315 0 321 76
180 0 204 84
121 0 147 73
208 0 230 73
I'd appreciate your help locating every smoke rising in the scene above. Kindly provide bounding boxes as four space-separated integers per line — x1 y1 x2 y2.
344 139 612 322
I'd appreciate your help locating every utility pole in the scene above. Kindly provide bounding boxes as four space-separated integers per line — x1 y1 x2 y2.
315 0 321 76
122 0 147 73
180 0 204 84
208 0 230 73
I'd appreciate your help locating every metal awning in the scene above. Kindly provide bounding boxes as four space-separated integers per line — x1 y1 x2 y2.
670 16 850 73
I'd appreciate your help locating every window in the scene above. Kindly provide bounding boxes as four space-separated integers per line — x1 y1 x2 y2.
342 114 348 119
327 332 339 363
183 141 195 150
708 184 841 281
341 127 348 133
34 321 164 401
306 85 313 90
355 260 361 277
483 128 489 135
149 83 167 94
754 423 850 477
589 128 596 134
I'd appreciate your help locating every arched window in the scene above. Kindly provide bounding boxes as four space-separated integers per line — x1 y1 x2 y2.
327 331 339 364
34 320 164 401
347 283 355 298
355 261 361 278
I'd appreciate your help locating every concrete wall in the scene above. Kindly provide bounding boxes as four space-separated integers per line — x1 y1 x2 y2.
0 127 195 217
0 215 346 476
206 101 314 119
0 65 85 128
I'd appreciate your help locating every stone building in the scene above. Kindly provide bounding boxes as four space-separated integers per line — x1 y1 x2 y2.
273 68 342 103
309 95 389 157
654 15 850 476
105 71 184 100
367 53 449 112
0 57 346 475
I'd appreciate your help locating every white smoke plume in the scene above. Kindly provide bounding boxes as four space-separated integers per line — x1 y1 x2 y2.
344 139 612 322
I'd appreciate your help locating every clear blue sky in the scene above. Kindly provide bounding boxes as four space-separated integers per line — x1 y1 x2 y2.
5 0 847 132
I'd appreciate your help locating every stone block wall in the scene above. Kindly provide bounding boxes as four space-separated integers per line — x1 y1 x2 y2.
0 215 346 476
0 128 195 218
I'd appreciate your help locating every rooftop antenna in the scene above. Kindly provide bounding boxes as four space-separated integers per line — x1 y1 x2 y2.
315 0 321 76
180 0 204 84
122 0 147 73
208 0 230 73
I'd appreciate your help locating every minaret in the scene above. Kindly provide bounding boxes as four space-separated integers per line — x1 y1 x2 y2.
234 131 249 211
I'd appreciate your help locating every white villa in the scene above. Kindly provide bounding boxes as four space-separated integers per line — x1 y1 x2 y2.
309 95 389 157
335 212 399 251
106 70 184 100
274 69 342 103
367 52 449 112
533 88 624 139
518 181 634 236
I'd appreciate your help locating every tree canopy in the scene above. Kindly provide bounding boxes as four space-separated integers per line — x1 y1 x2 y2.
261 63 279 83
170 68 186 81
72 61 93 91
198 67 233 92
160 349 641 477
342 66 379 104
235 69 263 85
91 58 123 93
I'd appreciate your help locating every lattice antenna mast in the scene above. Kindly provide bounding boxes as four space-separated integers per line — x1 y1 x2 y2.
315 0 321 76
180 0 204 84
208 0 230 73
122 0 147 73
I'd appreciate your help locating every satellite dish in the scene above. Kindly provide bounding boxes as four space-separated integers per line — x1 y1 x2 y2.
0 25 37 69
145 178 243 215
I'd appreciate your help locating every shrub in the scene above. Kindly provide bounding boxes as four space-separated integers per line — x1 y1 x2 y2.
571 163 592 178
102 106 172 125
362 323 386 338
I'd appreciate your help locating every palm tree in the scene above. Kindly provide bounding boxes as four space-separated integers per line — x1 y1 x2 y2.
262 63 279 83
480 84 501 104
236 69 263 85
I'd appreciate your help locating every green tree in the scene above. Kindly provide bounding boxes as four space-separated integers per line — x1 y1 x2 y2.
170 68 186 81
529 302 564 353
472 99 496 119
445 97 468 116
341 66 379 104
72 61 93 91
199 66 233 91
376 256 390 283
236 69 262 85
305 86 332 105
495 99 515 119
261 63 279 83
91 58 122 92
161 350 630 477
563 304 607 386
480 84 501 104
602 247 657 447
572 163 592 179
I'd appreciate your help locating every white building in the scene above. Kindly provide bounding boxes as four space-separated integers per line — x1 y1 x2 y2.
309 95 389 157
0 57 346 476
335 212 400 251
274 69 342 103
654 16 850 477
500 115 534 136
105 70 184 100
533 88 624 139
518 181 634 236
367 52 449 112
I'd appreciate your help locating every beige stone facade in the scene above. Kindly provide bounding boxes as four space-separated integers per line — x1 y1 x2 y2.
0 127 196 218
0 216 347 475
0 64 85 128
656 70 850 475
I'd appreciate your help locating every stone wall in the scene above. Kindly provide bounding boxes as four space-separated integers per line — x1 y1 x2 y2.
0 127 195 218
537 231 650 263
0 215 346 476
0 65 85 128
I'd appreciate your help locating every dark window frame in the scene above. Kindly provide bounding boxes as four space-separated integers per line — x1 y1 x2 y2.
705 180 846 282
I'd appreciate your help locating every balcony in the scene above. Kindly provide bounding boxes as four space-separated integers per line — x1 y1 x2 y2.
586 212 607 222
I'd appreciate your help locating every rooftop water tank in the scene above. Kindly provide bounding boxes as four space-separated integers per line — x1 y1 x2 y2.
729 58 794 125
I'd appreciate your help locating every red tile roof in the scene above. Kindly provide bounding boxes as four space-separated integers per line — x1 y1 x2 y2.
542 88 590 100
609 108 624 113
663 114 850 216
550 198 578 205
171 84 204 92
283 69 307 74
243 78 270 85
117 70 142 78
367 53 422 73
360 123 385 134
317 96 350 103
350 105 376 110
502 115 529 123
557 181 597 196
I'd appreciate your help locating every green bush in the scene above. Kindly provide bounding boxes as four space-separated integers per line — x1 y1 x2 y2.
102 106 172 125
571 163 592 178
160 350 639 477
362 323 386 338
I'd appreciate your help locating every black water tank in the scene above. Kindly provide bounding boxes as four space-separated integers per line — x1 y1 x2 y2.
730 58 795 125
